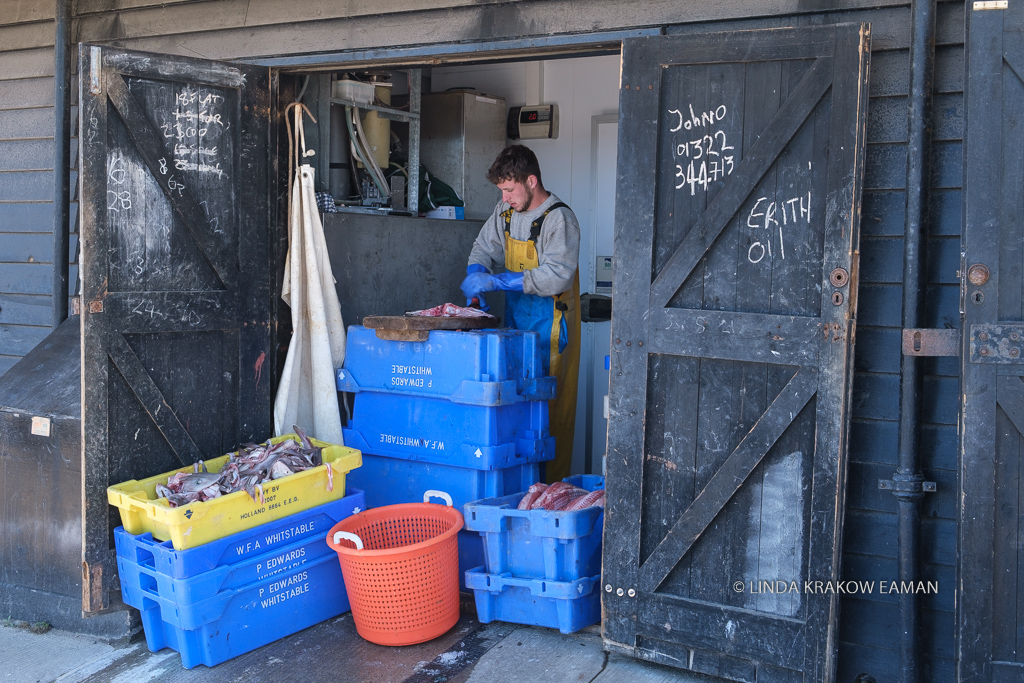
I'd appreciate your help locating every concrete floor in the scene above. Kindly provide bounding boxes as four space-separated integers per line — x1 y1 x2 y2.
2 611 717 683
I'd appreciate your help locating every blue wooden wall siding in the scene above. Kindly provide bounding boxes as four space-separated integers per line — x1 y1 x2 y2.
0 9 79 377
842 6 962 682
0 2 966 679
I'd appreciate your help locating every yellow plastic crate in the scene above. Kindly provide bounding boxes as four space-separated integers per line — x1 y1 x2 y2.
107 434 362 550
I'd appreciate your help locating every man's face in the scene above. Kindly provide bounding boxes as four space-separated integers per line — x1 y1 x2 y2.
497 176 536 212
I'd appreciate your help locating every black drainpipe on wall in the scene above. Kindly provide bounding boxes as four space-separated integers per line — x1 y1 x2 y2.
892 0 937 681
51 0 72 327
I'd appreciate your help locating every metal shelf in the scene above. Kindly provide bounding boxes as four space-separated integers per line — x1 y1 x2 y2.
329 98 419 122
329 69 421 213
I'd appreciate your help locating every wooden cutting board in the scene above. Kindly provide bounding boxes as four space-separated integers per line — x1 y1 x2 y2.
362 315 499 341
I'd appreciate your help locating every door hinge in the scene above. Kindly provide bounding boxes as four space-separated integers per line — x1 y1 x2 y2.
902 328 960 357
970 324 1024 363
973 0 1007 9
90 46 102 95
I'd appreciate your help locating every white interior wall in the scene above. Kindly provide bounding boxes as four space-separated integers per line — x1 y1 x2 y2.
432 54 620 475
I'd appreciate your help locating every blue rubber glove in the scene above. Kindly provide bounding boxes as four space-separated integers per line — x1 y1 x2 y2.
462 265 491 310
491 272 524 292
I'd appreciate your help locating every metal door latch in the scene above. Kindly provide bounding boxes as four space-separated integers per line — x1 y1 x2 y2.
902 328 959 357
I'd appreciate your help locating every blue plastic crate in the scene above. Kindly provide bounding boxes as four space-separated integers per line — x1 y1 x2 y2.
114 489 365 579
463 475 604 581
465 568 601 634
337 326 556 406
344 392 553 470
117 525 344 605
347 452 540 590
122 549 346 631
134 552 349 669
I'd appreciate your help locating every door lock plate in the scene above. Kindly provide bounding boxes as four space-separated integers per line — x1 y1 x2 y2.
970 324 1024 363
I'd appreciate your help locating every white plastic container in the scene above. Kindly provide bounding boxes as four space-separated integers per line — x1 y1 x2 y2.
332 79 375 105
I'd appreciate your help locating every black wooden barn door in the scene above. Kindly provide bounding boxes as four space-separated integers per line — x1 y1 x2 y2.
79 46 272 611
959 3 1024 681
602 24 869 681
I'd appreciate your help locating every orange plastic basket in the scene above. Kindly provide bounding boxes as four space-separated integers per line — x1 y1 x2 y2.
326 490 464 646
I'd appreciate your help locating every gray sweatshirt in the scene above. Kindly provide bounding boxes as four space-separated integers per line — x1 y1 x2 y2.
468 192 580 297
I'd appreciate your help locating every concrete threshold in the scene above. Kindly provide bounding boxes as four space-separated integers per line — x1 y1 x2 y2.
3 614 723 683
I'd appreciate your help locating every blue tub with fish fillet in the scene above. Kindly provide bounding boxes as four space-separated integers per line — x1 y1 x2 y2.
131 552 348 668
338 326 556 406
115 489 364 604
465 568 601 634
462 475 604 581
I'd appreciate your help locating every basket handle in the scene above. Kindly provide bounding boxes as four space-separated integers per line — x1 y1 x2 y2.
423 490 453 507
333 530 364 550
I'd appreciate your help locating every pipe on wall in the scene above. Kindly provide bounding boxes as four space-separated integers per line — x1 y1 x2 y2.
893 0 937 681
52 0 72 328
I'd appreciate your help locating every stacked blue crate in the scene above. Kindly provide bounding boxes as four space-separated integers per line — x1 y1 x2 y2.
338 326 555 585
463 475 604 633
115 489 364 668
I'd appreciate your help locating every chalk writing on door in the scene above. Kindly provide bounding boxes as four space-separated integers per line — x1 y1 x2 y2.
667 104 735 196
746 191 812 264
156 86 228 179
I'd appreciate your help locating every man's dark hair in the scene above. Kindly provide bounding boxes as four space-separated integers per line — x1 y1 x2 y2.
486 144 543 186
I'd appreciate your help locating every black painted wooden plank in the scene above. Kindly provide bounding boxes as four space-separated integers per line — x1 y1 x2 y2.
601 33 661 652
639 368 817 592
851 372 900 421
860 190 906 237
852 326 901 373
0 76 56 109
104 71 235 287
0 322 49 356
843 509 956 567
848 418 899 466
864 143 908 190
0 202 52 231
922 375 960 425
836 640 898 683
0 107 53 141
107 332 203 467
0 294 51 327
657 26 835 65
716 58 777 616
102 292 230 333
803 24 870 681
649 57 833 308
0 171 53 201
636 594 805 671
933 91 964 141
859 236 905 284
235 64 272 442
648 309 820 366
856 284 903 327
0 139 54 171
992 404 1021 663
931 140 963 189
0 263 51 294
650 59 711 600
922 422 959 472
996 375 1024 439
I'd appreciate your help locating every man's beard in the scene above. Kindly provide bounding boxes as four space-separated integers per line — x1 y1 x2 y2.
521 187 534 211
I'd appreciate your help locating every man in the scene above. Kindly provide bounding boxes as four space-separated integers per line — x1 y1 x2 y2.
460 145 581 483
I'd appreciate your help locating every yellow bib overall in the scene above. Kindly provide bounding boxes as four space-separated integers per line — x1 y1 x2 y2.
502 204 581 483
